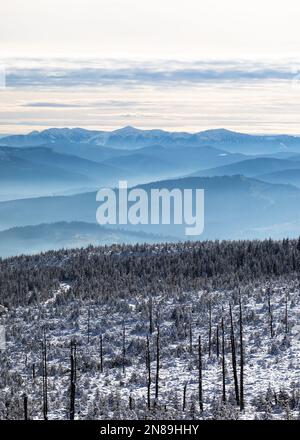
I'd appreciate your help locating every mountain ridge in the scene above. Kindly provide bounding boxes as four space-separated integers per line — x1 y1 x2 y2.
2 126 300 154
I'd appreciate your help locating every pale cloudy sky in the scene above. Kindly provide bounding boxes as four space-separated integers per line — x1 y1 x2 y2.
0 0 300 134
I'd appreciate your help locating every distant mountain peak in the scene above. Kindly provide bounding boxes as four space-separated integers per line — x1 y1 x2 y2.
198 128 246 138
112 125 140 135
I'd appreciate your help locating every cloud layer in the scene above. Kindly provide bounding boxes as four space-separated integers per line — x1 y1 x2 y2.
4 59 298 88
0 58 300 135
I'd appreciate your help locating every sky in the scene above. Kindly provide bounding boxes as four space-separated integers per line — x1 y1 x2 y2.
0 0 300 134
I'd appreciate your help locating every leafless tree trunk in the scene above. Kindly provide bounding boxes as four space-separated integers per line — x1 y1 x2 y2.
208 301 212 357
122 322 126 374
129 393 133 410
42 330 48 420
267 288 274 338
23 394 28 420
216 325 220 358
239 296 245 411
70 339 77 420
100 334 103 373
285 292 289 334
229 304 240 406
182 381 188 411
87 307 91 344
221 317 226 403
146 335 151 409
155 326 160 401
189 314 193 355
198 335 203 411
149 296 153 335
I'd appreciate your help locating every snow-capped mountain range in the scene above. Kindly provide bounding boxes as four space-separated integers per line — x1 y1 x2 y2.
2 126 300 154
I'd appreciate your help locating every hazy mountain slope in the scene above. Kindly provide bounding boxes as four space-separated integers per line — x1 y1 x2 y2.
0 221 172 257
0 147 94 196
101 152 178 180
258 169 300 188
131 176 300 239
1 176 300 241
0 146 127 201
72 143 248 181
39 141 133 163
190 157 300 178
134 144 247 172
0 146 124 180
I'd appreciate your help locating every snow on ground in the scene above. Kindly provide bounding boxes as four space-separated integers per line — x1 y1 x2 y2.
0 278 299 420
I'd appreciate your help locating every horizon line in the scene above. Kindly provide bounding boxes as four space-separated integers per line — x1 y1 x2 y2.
1 125 300 138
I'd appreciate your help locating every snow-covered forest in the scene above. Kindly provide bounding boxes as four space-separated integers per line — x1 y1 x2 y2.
0 239 299 420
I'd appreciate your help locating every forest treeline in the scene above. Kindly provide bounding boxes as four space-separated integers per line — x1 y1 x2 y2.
1 238 300 307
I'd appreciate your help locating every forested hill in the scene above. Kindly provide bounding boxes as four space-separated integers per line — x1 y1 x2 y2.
1 238 300 308
1 238 300 420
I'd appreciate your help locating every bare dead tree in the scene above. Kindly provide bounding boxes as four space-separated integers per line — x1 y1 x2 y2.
42 330 48 420
221 317 226 403
189 313 193 355
285 292 289 334
229 304 240 406
149 296 153 335
267 288 274 338
208 301 212 357
182 381 188 411
23 394 28 420
87 307 91 344
198 335 203 411
146 335 151 410
216 325 220 358
155 325 160 401
129 392 134 410
100 334 103 373
69 339 77 420
239 296 245 411
122 322 126 374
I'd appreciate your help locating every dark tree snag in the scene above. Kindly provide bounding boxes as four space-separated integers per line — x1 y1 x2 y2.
122 322 126 374
146 335 151 410
100 334 103 373
208 301 212 357
149 297 153 335
189 314 193 355
70 339 77 420
42 330 48 420
267 288 274 338
229 304 240 406
23 394 28 420
87 307 91 344
182 381 188 411
239 296 245 411
221 317 226 403
285 292 289 334
129 393 133 410
198 335 203 411
216 325 220 358
155 326 160 401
